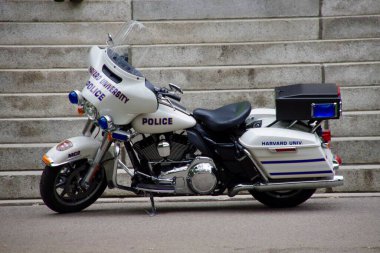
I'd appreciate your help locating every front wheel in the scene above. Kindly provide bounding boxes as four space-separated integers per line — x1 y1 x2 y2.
40 159 107 213
250 189 316 208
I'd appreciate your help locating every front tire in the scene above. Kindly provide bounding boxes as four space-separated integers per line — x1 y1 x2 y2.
250 189 316 208
40 160 107 213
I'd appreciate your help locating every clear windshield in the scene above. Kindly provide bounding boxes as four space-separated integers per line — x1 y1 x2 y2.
106 20 146 77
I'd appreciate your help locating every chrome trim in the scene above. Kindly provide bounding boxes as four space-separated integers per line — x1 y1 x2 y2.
158 100 191 116
135 187 175 194
287 120 298 129
136 171 174 185
82 119 95 137
157 140 170 157
49 157 84 167
311 120 323 133
228 175 344 197
333 160 339 171
243 149 269 183
117 159 134 177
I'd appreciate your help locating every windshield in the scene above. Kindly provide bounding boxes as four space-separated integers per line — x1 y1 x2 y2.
106 20 146 78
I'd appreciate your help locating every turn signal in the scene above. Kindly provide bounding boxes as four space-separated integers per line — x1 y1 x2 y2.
77 106 85 115
335 155 343 165
42 154 53 166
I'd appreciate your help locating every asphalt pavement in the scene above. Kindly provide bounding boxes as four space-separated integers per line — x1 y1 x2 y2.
0 194 379 253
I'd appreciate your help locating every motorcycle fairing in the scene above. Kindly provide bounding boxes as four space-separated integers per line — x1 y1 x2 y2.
82 46 158 125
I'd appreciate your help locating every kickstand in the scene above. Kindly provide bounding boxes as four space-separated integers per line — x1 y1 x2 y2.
145 193 157 217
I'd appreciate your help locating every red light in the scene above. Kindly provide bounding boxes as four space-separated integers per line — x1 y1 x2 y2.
322 130 331 143
274 147 297 152
335 155 342 165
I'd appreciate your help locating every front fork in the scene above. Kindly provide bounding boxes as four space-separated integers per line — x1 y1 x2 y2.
81 120 113 189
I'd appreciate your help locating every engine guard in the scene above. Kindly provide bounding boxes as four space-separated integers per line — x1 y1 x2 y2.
42 136 110 167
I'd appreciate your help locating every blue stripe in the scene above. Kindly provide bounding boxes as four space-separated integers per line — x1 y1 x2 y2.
261 158 325 164
270 170 333 176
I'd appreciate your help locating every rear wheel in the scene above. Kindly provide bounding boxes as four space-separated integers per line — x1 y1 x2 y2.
250 189 316 208
40 160 107 213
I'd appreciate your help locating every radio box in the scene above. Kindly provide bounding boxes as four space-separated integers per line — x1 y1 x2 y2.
275 83 341 121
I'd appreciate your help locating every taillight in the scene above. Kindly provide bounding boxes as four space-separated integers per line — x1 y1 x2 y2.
337 85 341 97
322 129 331 143
335 155 342 165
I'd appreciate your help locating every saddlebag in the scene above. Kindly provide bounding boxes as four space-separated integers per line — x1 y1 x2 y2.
275 83 341 121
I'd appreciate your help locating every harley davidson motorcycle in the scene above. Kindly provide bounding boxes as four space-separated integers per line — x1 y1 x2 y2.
40 21 343 213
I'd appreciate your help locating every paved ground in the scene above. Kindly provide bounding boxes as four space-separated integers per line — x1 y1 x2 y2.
0 195 379 253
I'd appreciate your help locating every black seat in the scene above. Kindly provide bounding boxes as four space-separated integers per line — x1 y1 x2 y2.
193 101 251 132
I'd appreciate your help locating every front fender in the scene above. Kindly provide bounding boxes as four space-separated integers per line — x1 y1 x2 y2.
43 136 104 167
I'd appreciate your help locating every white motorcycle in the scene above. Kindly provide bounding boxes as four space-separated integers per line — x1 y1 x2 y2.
40 21 343 213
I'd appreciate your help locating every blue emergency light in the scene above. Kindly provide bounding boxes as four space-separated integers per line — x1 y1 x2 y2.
311 103 337 119
68 90 82 105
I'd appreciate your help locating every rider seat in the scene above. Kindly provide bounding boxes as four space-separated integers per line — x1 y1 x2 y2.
193 101 251 132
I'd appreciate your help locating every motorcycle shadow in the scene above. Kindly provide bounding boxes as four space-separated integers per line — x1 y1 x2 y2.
52 198 341 217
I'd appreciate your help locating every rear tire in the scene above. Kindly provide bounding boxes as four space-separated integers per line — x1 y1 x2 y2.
40 160 107 213
250 189 316 208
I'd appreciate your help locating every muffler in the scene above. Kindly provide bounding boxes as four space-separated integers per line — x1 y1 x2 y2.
228 175 344 197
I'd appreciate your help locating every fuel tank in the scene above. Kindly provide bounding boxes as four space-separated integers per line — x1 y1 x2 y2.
132 103 196 134
239 128 334 179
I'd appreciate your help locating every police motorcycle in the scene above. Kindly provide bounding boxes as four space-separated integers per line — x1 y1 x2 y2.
40 21 343 213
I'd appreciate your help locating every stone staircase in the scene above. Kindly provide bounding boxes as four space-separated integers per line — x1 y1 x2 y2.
0 0 379 199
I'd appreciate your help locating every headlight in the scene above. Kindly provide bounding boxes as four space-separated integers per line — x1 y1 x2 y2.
83 101 98 120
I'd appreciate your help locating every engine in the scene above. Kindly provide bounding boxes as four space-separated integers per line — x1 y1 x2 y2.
158 156 218 195
133 134 218 195
133 133 190 162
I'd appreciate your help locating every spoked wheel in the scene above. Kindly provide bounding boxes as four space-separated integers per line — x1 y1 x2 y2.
40 159 107 213
250 189 316 208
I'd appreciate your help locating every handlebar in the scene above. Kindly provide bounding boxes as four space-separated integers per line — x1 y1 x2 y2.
161 92 181 102
155 87 181 102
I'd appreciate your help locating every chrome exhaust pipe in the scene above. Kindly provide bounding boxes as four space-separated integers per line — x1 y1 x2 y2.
228 175 344 197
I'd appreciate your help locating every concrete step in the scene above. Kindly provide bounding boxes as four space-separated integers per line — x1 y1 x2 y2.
2 39 380 69
322 0 380 17
322 15 380 40
330 111 380 138
0 118 85 144
0 0 131 22
3 16 379 45
1 137 378 172
331 137 380 165
1 63 379 93
0 86 379 118
0 165 378 199
0 69 88 93
132 0 320 20
130 39 380 68
324 62 380 86
0 112 378 144
0 19 320 45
